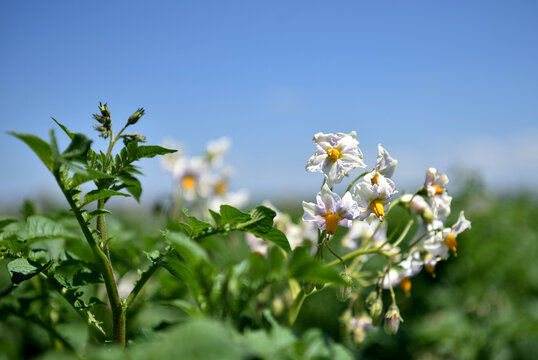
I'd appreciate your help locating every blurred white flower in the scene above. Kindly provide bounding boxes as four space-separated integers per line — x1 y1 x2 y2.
424 168 452 220
306 131 366 186
341 218 387 250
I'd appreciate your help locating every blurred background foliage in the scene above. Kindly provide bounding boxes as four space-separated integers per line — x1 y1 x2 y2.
1 174 538 359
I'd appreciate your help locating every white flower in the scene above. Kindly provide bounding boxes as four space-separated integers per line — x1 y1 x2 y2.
302 184 359 235
424 168 452 220
353 180 397 221
383 251 423 290
172 156 212 201
246 233 268 257
205 137 231 166
341 218 387 250
306 131 366 186
421 211 471 259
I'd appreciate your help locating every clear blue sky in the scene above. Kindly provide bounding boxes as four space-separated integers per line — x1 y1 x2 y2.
2 1 538 207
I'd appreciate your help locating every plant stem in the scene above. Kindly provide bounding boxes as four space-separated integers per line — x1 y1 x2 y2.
125 251 167 308
289 290 306 326
346 170 373 193
55 173 125 347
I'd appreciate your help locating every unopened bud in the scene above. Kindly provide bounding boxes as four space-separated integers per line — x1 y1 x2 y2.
99 102 110 117
365 291 377 307
384 304 402 335
302 281 316 295
127 107 145 125
336 272 353 302
369 298 383 326
352 326 366 345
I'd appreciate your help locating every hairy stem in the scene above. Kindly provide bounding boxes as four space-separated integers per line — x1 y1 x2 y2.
55 173 125 347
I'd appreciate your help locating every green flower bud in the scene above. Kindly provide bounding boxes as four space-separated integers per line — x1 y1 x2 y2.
336 272 353 302
99 102 110 117
384 304 402 335
369 298 383 326
302 281 316 295
365 291 377 307
127 107 145 125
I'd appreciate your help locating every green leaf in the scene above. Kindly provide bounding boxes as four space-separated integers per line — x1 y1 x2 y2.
162 231 209 265
219 205 251 226
187 216 213 237
8 258 52 285
249 227 290 253
71 268 104 287
51 117 75 139
9 132 53 171
71 168 113 188
20 215 75 242
287 247 345 285
134 145 176 160
118 172 142 201
0 218 17 231
84 209 112 221
62 133 92 160
80 189 130 207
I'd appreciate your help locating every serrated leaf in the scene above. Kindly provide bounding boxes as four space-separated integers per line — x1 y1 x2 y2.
8 258 52 285
80 189 130 207
72 268 104 287
9 132 53 171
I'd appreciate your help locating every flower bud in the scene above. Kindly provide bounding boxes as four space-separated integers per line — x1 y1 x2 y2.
365 291 377 308
98 102 110 117
352 326 366 345
336 272 353 302
127 107 145 125
384 304 402 335
302 281 316 295
369 298 383 326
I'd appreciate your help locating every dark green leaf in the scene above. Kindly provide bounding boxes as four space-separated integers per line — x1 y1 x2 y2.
187 216 213 237
8 258 52 285
287 247 345 285
9 132 53 171
62 133 92 160
247 227 290 253
219 205 251 226
134 145 176 160
162 231 209 264
0 218 17 231
80 189 130 207
118 173 142 201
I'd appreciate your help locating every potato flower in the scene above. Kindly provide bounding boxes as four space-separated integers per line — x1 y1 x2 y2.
421 211 471 259
302 184 359 235
424 168 452 220
353 179 397 221
364 144 397 185
306 131 366 186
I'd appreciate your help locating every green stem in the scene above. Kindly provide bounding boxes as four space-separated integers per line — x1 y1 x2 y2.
392 219 415 248
40 272 107 342
346 170 373 193
289 290 306 326
54 173 125 347
125 251 167 308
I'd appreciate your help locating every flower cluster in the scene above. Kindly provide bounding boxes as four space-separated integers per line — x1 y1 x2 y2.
161 137 248 218
300 131 471 342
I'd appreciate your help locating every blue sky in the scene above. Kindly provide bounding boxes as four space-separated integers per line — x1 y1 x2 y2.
2 1 538 207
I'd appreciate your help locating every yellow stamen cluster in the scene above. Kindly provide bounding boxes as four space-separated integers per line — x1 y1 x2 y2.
371 200 385 218
324 212 340 235
425 265 436 273
327 147 341 161
215 181 227 195
444 233 458 252
400 277 412 293
432 184 443 195
181 175 197 191
371 172 380 185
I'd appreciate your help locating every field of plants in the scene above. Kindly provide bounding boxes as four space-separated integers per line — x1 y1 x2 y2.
1 105 537 359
